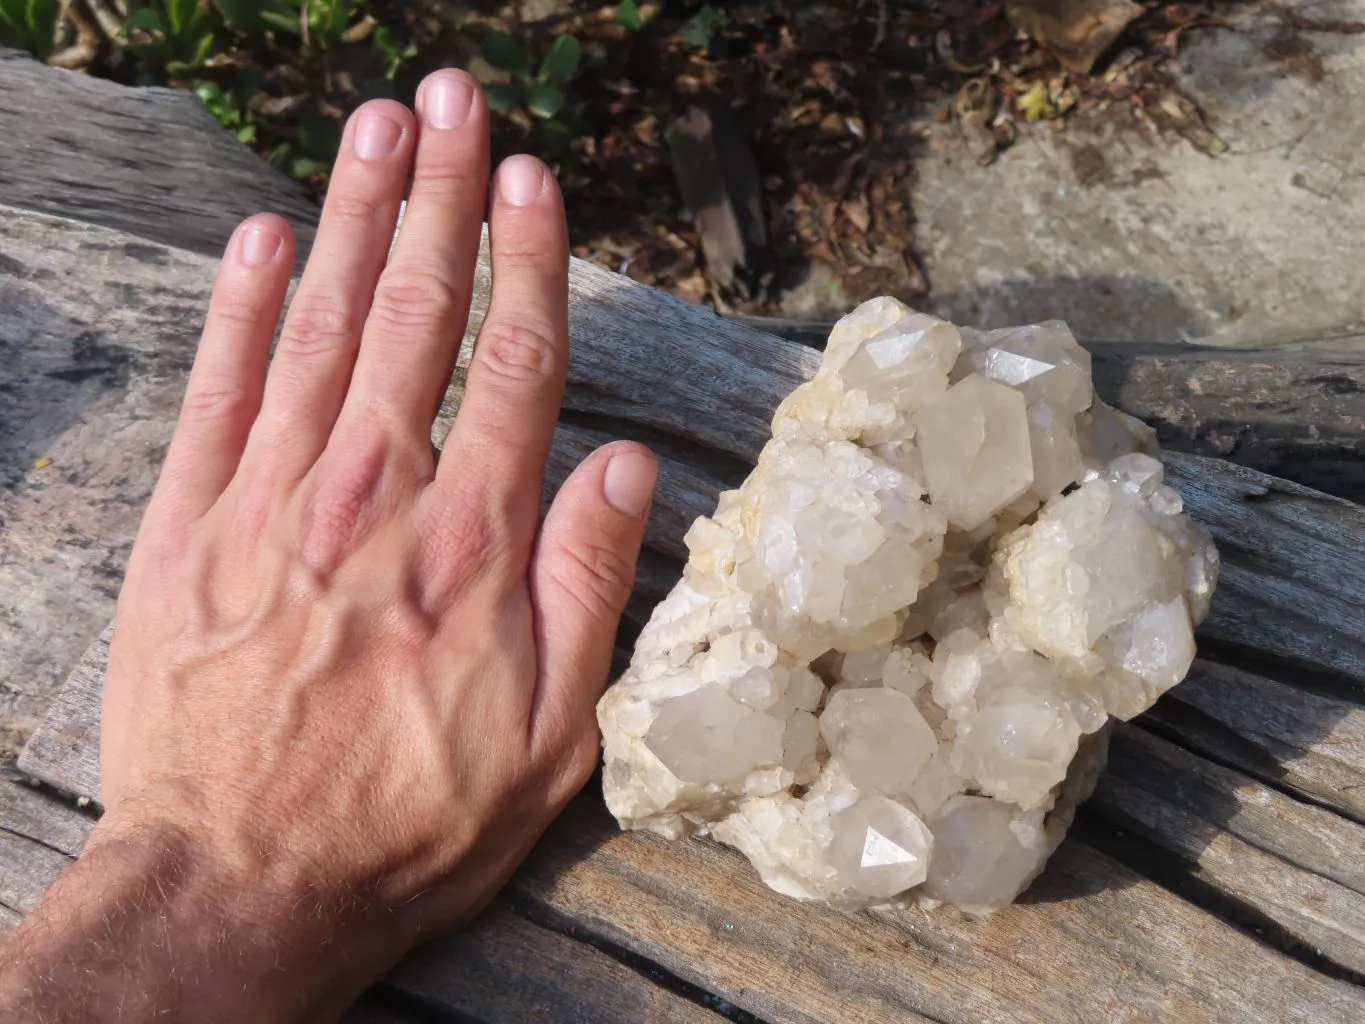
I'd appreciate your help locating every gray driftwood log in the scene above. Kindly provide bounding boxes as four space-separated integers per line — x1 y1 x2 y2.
4 49 1365 1024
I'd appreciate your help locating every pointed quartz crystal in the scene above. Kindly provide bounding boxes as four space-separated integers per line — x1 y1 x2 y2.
916 374 1034 530
960 321 1093 414
645 684 785 784
829 795 934 899
921 796 1047 909
825 297 962 407
818 688 936 795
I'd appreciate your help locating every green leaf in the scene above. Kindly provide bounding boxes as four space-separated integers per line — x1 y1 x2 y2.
194 79 224 105
289 154 332 180
167 0 199 36
482 30 531 78
374 24 399 57
192 31 215 66
538 33 580 86
616 0 641 30
21 0 59 57
213 0 265 31
526 82 564 119
482 81 521 114
125 7 165 34
298 111 342 160
680 5 727 49
259 7 302 34
235 123 257 143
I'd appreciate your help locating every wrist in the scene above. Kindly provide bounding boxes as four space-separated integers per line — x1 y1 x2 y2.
0 814 413 1023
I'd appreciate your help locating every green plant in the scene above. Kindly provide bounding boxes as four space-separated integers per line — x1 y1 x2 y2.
679 5 728 50
374 24 417 82
214 0 358 51
616 0 641 29
195 76 258 142
482 30 581 121
0 0 61 60
126 1 216 74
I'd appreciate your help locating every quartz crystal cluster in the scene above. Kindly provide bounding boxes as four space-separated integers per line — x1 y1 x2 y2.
597 298 1218 912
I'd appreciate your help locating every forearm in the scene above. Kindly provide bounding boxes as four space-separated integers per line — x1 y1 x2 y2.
0 820 408 1024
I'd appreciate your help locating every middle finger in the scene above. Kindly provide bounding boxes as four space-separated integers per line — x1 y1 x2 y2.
332 70 489 449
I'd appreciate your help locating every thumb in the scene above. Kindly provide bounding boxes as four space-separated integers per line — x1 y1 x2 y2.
531 441 657 724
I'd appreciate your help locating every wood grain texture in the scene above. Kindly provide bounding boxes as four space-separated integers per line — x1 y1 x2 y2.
1164 453 1365 686
17 629 107 799
506 797 1365 1024
1093 724 1365 972
386 903 721 1024
1145 660 1365 822
0 49 318 260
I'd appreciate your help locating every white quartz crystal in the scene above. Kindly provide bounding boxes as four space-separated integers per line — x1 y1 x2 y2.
598 298 1218 911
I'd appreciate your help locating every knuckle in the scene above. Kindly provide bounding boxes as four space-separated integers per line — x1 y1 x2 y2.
324 187 384 226
182 377 252 423
427 501 496 569
300 445 387 567
208 293 264 333
409 160 482 198
552 537 634 620
280 297 358 360
475 322 561 385
369 269 461 336
493 235 559 274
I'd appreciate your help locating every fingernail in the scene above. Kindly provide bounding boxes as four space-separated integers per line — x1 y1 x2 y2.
240 227 282 267
603 448 658 518
354 109 404 161
422 72 475 130
498 155 545 207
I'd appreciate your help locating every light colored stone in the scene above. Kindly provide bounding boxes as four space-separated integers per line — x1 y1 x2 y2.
599 298 1218 911
819 689 936 797
917 374 1034 531
922 796 1049 911
828 796 934 899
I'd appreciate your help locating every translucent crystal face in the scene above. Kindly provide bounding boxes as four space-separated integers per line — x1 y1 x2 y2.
829 796 934 898
598 298 1218 912
916 374 1034 530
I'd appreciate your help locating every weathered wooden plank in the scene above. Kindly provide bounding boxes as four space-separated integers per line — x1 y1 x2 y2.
1164 454 1365 686
0 829 71 918
0 776 92 859
1089 342 1365 505
508 797 1365 1024
0 779 89 918
1093 724 1365 972
16 628 107 801
0 49 318 260
1143 660 1365 822
1115 722 1365 893
734 316 1365 504
387 903 720 1024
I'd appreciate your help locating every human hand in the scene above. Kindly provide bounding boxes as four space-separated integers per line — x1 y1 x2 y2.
0 70 656 1022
